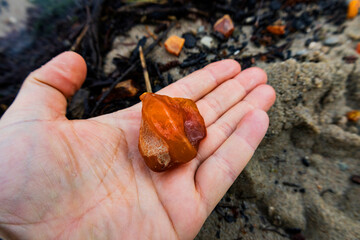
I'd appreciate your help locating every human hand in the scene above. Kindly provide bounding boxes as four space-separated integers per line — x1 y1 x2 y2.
0 52 275 239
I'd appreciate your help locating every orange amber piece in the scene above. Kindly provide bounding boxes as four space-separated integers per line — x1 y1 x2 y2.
347 110 360 122
266 25 286 35
214 14 234 38
164 35 185 56
347 0 359 19
139 93 206 172
356 43 360 54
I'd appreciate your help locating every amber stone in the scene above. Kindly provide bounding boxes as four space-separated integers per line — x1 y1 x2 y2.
266 25 286 35
138 93 206 172
164 35 185 56
347 110 360 122
347 0 359 19
213 14 234 38
102 79 138 103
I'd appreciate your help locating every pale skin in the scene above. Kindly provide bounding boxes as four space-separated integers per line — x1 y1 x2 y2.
0 52 275 240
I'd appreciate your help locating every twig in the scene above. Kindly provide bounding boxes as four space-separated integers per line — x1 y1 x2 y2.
89 23 174 116
145 26 162 46
71 24 89 51
145 26 158 41
139 46 152 93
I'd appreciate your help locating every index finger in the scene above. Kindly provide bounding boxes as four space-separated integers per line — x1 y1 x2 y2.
129 59 241 111
158 59 241 99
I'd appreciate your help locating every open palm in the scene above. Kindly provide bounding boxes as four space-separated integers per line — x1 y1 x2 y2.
0 52 275 239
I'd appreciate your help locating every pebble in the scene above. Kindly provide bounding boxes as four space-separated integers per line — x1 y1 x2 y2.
197 26 205 33
245 16 256 24
323 36 339 46
304 38 312 47
314 77 323 88
301 157 310 167
6 16 17 25
182 33 196 48
309 42 322 50
295 49 309 56
338 162 349 171
200 36 215 48
206 54 216 61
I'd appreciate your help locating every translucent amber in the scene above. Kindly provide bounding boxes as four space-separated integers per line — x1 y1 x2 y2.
139 93 206 172
347 0 359 19
164 35 185 56
266 25 286 35
213 14 234 38
347 110 360 122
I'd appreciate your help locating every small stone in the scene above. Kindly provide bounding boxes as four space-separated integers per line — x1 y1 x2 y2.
164 35 185 56
347 110 360 122
323 36 339 46
295 49 309 56
213 14 234 38
304 39 312 47
267 25 286 35
314 78 323 88
343 55 358 64
309 42 322 50
301 157 310 167
206 54 216 61
197 26 205 33
338 162 349 171
200 36 215 48
7 16 17 24
245 16 255 24
182 33 196 49
350 175 360 184
347 0 359 19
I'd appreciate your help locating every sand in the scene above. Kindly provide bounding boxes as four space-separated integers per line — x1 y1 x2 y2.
0 0 32 38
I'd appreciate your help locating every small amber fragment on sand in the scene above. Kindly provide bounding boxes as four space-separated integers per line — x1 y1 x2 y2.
356 43 360 54
266 25 286 35
347 0 359 19
102 79 138 103
164 35 185 56
347 110 360 122
213 14 234 38
139 93 206 172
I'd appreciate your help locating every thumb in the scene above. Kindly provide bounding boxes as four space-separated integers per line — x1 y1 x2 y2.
1 51 87 124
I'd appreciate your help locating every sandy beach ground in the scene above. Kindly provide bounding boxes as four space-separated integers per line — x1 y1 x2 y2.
0 0 32 37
